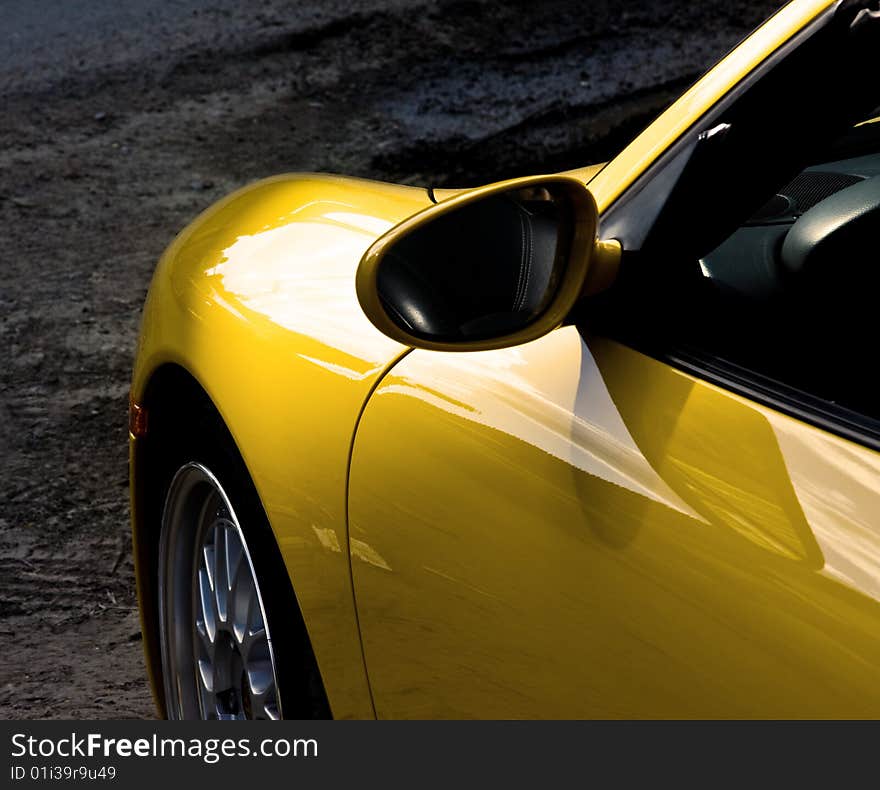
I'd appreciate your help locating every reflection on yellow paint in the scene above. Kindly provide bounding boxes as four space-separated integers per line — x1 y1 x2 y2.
349 326 880 718
312 525 343 554
590 337 823 566
379 331 704 520
771 420 880 600
351 539 392 572
206 219 394 360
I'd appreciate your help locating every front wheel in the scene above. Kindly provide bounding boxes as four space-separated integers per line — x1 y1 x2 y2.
158 462 282 720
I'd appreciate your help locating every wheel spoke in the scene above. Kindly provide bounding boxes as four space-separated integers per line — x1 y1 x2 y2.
202 543 215 591
196 658 217 718
197 658 214 692
224 524 243 596
248 595 265 639
213 523 229 623
197 565 217 644
246 659 274 696
231 557 255 644
245 656 278 720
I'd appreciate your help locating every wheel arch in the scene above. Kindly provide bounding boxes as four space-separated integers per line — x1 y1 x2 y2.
130 362 333 718
129 363 250 717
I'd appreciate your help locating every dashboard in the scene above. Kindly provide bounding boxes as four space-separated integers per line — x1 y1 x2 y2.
700 148 880 300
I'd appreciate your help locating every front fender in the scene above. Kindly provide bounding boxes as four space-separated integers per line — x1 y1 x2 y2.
131 174 432 718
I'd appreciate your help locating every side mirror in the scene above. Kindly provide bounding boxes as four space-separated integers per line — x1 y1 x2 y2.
356 175 620 351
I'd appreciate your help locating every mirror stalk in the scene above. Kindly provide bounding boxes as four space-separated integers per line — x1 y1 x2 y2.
583 239 622 296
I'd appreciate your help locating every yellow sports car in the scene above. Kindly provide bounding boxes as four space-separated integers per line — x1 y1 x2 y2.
130 0 880 719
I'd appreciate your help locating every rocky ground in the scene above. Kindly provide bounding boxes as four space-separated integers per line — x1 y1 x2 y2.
0 0 781 718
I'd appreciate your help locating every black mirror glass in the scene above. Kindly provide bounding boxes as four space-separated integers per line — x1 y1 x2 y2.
376 185 575 342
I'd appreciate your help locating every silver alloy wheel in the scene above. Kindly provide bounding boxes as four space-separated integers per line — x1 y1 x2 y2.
159 462 282 720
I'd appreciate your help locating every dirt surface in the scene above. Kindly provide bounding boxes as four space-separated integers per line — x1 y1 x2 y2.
0 0 781 719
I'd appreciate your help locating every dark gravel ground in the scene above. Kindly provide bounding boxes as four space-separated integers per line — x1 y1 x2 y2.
0 0 781 719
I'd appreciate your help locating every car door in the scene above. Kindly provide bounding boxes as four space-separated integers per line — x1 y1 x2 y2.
347 325 880 718
345 0 880 716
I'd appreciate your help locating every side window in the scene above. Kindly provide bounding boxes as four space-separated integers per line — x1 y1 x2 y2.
681 118 880 419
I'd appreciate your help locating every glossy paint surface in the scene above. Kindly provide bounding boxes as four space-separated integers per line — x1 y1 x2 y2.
131 174 429 718
131 0 858 718
349 329 880 717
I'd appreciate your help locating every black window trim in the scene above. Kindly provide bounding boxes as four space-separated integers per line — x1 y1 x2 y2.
655 345 880 452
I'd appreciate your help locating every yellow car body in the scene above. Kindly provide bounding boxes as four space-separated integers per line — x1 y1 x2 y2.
131 0 880 718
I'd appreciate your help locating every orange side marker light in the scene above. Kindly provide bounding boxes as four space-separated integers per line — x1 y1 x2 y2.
129 396 149 438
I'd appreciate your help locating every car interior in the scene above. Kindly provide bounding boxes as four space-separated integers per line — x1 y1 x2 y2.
588 3 880 443
679 119 880 417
